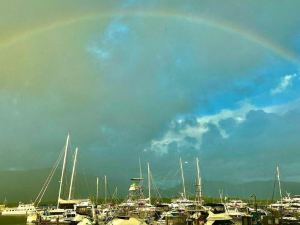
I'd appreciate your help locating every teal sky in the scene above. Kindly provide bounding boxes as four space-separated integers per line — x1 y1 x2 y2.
0 0 300 186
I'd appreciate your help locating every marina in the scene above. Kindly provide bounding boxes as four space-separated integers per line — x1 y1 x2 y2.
1 1 300 225
1 187 300 225
0 136 299 225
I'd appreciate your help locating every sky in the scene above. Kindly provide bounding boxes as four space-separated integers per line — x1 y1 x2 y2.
0 0 300 189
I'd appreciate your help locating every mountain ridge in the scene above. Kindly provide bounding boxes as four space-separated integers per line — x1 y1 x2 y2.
0 169 298 203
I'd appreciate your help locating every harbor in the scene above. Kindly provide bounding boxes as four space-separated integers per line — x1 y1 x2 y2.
0 136 300 225
1 182 300 225
1 1 300 225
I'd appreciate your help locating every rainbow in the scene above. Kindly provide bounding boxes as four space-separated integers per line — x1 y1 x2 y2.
0 10 299 64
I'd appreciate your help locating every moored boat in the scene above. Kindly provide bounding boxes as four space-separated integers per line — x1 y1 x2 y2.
2 202 36 216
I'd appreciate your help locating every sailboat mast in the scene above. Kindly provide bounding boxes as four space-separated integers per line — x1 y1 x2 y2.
139 157 143 178
196 157 202 204
104 175 107 204
219 189 224 204
68 147 78 200
277 165 283 202
179 157 186 199
96 177 99 205
57 134 69 208
147 162 151 204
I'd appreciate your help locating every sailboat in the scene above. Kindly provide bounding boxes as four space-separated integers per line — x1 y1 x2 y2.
28 135 95 224
169 158 195 210
49 146 94 224
164 158 206 225
269 165 286 211
267 166 300 222
27 134 71 223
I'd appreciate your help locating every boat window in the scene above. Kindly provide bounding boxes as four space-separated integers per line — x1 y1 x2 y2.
212 220 233 225
59 203 75 209
76 206 92 216
49 212 64 215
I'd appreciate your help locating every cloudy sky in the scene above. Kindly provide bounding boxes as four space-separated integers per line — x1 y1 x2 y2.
0 0 300 186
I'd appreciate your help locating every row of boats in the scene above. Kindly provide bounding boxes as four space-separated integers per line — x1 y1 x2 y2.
1 189 296 225
0 135 299 225
0 185 263 225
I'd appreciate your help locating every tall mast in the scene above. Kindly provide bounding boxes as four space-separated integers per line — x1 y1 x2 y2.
68 147 78 200
57 134 69 208
179 157 186 199
96 177 99 205
219 189 224 204
277 165 283 203
112 186 118 200
196 157 202 205
147 162 151 204
104 175 107 204
139 157 143 179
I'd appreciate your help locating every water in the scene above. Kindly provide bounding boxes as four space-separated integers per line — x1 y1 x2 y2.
0 216 26 225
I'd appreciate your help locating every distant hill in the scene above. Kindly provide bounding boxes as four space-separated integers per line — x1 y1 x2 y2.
0 169 299 204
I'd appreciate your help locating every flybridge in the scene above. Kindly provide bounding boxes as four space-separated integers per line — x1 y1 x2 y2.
58 198 91 209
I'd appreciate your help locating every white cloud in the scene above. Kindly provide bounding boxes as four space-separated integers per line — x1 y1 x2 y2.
150 95 300 156
149 98 300 156
148 102 257 155
263 97 300 114
271 73 297 95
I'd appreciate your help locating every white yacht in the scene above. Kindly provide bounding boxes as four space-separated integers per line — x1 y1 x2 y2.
169 193 195 210
2 202 36 216
272 194 300 213
28 199 95 224
224 199 251 220
225 200 248 209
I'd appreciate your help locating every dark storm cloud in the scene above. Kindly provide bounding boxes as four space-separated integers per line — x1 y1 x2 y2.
0 0 299 186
